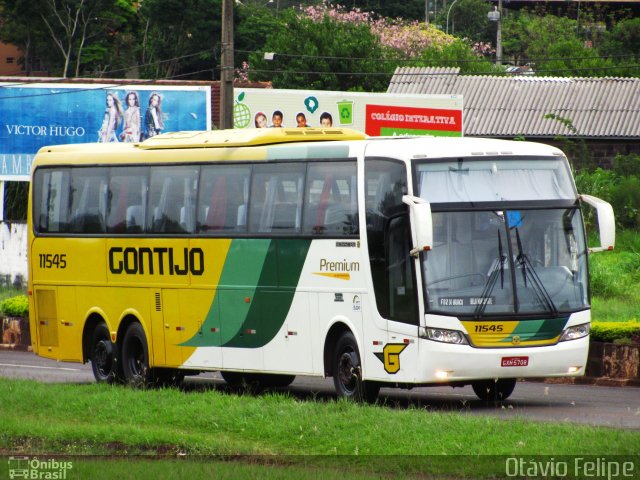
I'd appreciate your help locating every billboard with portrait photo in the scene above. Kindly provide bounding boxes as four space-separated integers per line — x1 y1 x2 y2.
0 83 211 181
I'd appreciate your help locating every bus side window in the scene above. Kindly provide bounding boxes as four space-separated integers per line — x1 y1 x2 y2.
33 169 71 233
365 158 417 324
69 167 108 234
198 165 250 233
147 166 198 234
106 167 148 234
303 161 358 236
249 163 305 234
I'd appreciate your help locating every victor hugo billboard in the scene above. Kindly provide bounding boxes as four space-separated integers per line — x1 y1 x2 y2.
0 83 211 181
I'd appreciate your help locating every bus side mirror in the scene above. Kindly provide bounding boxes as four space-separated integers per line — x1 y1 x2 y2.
580 194 615 253
402 195 433 257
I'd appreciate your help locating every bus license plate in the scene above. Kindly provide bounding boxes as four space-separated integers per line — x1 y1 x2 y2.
501 356 529 367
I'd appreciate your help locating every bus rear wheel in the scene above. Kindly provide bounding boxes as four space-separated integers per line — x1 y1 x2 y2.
90 323 118 384
122 322 153 388
472 379 517 402
332 332 379 403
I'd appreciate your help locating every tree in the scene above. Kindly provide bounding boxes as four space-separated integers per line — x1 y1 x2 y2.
248 8 393 91
0 0 137 77
37 0 135 77
0 0 48 75
601 17 640 60
138 0 222 80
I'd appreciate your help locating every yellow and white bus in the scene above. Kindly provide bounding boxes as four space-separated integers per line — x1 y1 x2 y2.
28 128 615 401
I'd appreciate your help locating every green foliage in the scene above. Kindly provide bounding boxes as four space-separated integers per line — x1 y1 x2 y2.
575 155 640 230
2 181 28 222
0 295 28 317
138 0 221 80
433 0 493 43
249 9 393 91
600 17 640 60
414 38 497 74
590 321 640 343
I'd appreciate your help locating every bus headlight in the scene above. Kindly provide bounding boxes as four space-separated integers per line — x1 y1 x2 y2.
425 327 468 345
559 323 590 342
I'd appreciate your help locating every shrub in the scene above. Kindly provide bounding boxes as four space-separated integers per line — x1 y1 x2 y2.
0 295 29 317
590 321 640 343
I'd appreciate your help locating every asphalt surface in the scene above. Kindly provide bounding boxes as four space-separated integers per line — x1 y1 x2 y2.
1 349 638 429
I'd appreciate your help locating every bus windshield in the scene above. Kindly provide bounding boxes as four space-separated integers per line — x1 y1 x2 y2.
422 208 588 317
416 157 587 317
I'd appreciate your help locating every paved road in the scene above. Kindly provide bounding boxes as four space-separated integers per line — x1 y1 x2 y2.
1 350 638 429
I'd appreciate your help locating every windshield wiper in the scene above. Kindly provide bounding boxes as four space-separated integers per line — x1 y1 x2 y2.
514 228 558 316
474 231 506 318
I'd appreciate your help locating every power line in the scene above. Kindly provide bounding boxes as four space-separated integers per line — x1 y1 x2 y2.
237 48 640 65
0 50 215 91
246 63 640 77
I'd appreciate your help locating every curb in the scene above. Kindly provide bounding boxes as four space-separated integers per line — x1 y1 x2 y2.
525 376 640 388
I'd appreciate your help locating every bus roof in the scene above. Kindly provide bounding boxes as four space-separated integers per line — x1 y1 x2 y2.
138 128 367 149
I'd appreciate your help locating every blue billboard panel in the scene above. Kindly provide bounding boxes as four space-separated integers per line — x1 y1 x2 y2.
0 83 211 180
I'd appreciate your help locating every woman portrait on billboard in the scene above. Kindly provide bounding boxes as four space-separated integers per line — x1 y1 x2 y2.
98 92 124 142
120 91 141 142
144 92 165 139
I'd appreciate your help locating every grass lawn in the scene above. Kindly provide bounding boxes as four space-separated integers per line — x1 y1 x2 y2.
0 378 638 479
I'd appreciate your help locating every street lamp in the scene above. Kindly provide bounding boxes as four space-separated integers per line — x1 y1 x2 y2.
487 0 503 65
446 0 460 35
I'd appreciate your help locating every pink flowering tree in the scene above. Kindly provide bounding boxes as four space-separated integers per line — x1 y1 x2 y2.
246 1 496 88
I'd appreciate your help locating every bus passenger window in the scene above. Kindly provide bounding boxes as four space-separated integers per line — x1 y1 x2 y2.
69 168 108 234
106 167 149 233
303 161 358 236
33 169 71 233
198 165 250 233
249 163 305 234
147 166 199 234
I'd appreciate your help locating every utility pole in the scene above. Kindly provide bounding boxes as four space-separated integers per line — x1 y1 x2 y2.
488 0 503 66
220 0 234 129
496 0 503 66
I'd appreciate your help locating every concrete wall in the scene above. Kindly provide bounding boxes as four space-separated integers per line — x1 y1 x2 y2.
0 221 27 288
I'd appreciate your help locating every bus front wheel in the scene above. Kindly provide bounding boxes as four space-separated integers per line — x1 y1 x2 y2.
90 323 118 384
332 332 379 403
122 322 153 388
472 379 517 402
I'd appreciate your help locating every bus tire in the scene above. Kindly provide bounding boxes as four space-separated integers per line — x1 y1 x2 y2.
472 379 517 402
90 323 117 384
332 331 379 403
122 322 153 388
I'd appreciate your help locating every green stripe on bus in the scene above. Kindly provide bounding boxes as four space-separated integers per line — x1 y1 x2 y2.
499 317 568 343
182 239 271 347
224 239 311 348
183 239 311 348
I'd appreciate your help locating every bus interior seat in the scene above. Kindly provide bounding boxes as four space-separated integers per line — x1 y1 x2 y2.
126 205 144 232
271 202 298 231
323 203 348 234
180 206 196 232
71 207 104 233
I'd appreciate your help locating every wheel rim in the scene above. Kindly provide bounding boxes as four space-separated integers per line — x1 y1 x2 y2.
93 340 113 378
126 337 146 378
337 350 359 394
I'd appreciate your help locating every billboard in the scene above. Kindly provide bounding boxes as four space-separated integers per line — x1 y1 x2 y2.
0 83 211 181
233 88 463 137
